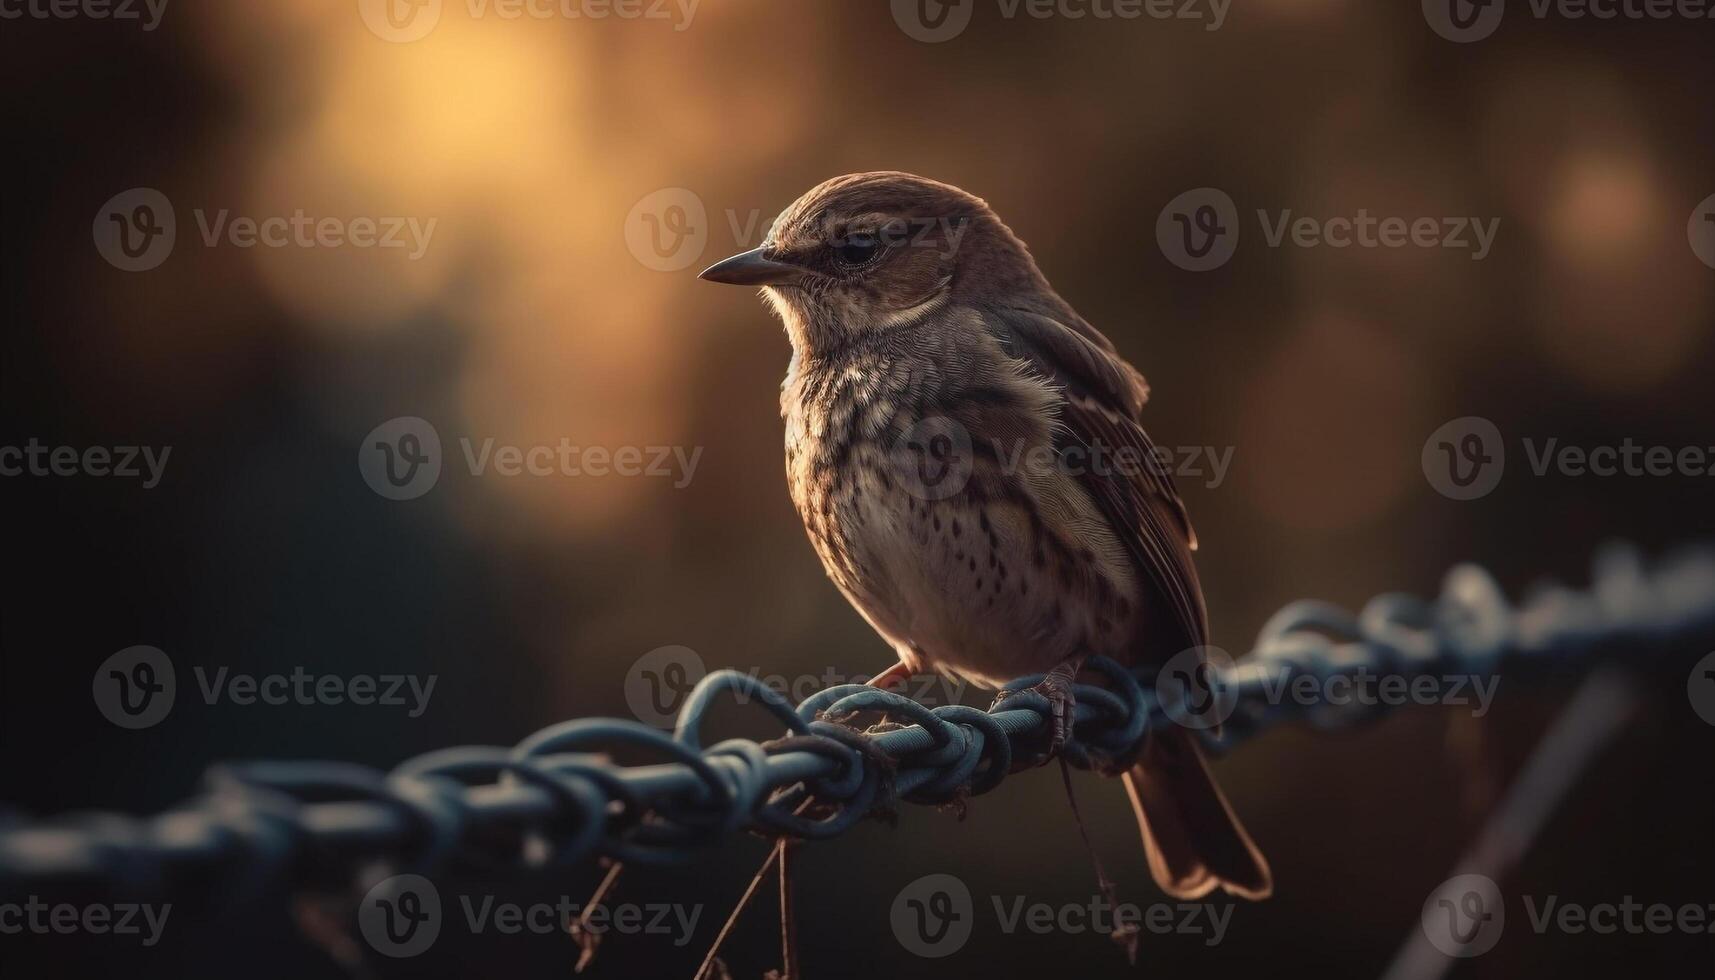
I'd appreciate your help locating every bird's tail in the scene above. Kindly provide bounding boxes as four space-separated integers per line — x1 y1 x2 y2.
1122 729 1272 900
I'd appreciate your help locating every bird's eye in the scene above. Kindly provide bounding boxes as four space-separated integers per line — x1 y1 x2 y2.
834 233 882 267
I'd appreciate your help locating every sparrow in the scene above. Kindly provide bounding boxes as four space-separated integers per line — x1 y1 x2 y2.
699 172 1271 900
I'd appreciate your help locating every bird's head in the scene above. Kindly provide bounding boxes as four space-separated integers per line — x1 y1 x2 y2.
699 172 1043 353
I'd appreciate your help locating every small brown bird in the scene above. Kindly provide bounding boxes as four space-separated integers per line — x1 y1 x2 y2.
700 172 1270 900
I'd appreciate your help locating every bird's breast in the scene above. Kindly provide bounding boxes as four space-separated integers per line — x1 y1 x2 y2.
781 331 1143 687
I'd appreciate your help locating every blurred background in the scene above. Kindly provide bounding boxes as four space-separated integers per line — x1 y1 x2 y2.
2 1 1712 977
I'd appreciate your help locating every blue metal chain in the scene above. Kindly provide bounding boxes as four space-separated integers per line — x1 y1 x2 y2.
1 543 1711 907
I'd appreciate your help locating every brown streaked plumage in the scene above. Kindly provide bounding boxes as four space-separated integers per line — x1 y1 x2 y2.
701 171 1271 901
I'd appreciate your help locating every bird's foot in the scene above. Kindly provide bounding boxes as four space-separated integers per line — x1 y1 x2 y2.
991 658 1083 762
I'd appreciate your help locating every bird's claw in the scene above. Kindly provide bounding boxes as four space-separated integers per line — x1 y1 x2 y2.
992 670 1077 763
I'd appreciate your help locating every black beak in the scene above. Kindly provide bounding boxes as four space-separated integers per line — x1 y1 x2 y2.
698 247 803 286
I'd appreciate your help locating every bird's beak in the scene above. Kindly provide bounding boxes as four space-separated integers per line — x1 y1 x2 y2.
698 247 804 286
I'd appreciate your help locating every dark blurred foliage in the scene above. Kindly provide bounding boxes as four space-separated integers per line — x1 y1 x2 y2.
1 2 1712 978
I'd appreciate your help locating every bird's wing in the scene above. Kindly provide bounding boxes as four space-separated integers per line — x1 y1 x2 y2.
988 305 1208 654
